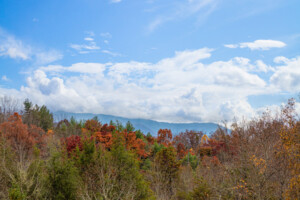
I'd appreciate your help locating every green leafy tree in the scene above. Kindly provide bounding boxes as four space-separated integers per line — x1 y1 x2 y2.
110 132 154 200
125 121 135 132
181 152 199 170
23 99 53 132
44 152 81 200
189 178 212 200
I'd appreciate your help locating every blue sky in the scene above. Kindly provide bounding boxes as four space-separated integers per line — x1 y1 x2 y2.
0 0 299 123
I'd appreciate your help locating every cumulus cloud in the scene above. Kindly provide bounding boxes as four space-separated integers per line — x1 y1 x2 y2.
270 56 300 92
10 48 278 123
219 99 255 122
254 60 274 72
225 40 286 50
273 56 290 64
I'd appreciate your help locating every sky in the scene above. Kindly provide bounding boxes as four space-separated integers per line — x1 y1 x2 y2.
0 0 300 123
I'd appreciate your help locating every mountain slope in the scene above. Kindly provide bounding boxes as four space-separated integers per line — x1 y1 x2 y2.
54 111 220 136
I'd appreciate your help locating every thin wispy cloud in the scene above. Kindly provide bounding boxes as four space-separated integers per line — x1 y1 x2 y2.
70 32 100 54
0 29 31 60
70 42 100 51
110 0 122 3
102 50 122 57
35 50 63 65
1 75 9 81
32 18 39 22
232 0 284 20
84 31 95 37
147 0 218 32
100 32 112 38
0 28 62 64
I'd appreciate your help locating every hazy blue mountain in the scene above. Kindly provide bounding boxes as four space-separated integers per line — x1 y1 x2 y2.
53 111 220 136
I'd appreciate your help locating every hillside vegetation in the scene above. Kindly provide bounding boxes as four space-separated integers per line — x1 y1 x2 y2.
0 98 299 200
53 111 219 136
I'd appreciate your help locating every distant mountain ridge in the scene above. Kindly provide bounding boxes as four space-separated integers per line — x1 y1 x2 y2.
53 111 220 136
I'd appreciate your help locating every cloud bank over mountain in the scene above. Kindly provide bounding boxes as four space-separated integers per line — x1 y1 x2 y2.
2 48 298 123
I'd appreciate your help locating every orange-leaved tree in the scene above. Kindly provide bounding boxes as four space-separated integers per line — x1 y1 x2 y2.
94 124 115 149
122 130 148 158
176 142 187 159
84 119 102 133
0 112 45 163
157 129 173 146
278 99 300 199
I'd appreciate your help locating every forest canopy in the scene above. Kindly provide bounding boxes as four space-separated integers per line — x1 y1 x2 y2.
0 97 299 200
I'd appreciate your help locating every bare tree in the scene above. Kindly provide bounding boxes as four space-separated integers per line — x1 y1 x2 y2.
0 96 21 123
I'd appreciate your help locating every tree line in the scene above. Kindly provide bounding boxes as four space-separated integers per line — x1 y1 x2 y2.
0 97 299 199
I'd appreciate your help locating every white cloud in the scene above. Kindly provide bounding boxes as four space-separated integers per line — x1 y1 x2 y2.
270 56 300 92
70 32 100 53
0 28 62 64
240 40 286 50
225 39 286 51
40 63 107 74
0 29 31 60
100 32 112 38
1 75 9 81
70 41 100 52
219 99 255 122
68 63 106 74
84 37 94 41
224 44 238 49
102 50 122 57
147 0 218 32
273 56 290 64
110 0 122 3
35 50 63 65
13 48 278 123
84 31 95 37
254 60 274 72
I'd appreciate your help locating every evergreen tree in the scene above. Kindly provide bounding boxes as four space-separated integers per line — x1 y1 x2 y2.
44 152 80 200
110 132 154 200
23 99 53 132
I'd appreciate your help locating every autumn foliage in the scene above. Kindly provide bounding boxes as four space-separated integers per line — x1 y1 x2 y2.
157 129 173 146
0 112 45 161
0 98 299 199
63 135 83 154
94 124 115 149
122 130 148 158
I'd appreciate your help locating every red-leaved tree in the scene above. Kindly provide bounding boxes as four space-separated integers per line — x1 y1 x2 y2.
0 113 45 163
157 129 173 146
